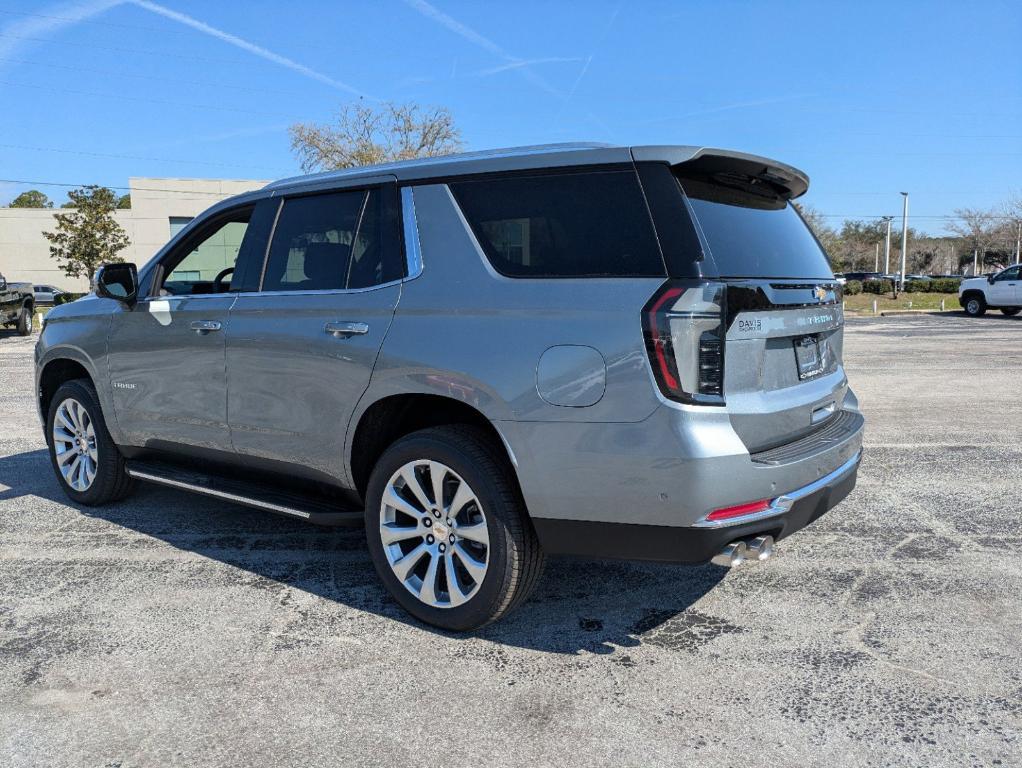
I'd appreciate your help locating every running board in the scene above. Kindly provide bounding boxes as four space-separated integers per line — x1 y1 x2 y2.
125 460 363 526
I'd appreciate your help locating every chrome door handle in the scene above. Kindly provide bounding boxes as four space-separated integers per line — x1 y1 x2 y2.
325 321 369 338
190 320 222 335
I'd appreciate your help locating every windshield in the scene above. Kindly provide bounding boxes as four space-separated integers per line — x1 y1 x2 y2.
680 176 834 280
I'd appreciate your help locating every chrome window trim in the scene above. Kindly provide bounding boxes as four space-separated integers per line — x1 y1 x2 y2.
690 449 862 529
230 279 404 298
401 186 423 280
135 293 239 304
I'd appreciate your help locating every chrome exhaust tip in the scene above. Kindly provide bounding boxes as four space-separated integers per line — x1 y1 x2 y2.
711 540 748 567
746 535 775 562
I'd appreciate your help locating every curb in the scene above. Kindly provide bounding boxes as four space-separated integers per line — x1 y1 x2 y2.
878 309 952 317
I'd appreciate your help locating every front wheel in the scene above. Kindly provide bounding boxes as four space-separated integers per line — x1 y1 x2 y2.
46 379 135 505
963 296 987 316
16 306 32 335
364 425 544 631
1000 308 1020 316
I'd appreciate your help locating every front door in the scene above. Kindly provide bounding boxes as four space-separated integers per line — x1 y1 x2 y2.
226 184 404 483
106 202 267 451
988 266 1021 306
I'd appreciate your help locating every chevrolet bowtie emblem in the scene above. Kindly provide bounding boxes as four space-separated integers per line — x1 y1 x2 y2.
815 286 829 302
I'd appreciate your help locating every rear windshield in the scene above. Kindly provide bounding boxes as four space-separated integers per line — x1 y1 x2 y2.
680 176 833 279
449 170 666 278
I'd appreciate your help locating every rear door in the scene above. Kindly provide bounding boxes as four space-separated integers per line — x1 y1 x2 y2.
226 182 404 481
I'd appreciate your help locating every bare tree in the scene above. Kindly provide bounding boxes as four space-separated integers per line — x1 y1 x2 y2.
999 193 1022 264
289 101 463 173
948 207 1000 274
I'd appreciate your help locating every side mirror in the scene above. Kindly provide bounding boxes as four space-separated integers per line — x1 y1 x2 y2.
94 263 138 305
988 275 996 284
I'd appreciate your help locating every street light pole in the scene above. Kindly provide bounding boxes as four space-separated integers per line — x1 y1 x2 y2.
882 216 893 274
1015 220 1020 265
898 193 909 292
875 242 880 272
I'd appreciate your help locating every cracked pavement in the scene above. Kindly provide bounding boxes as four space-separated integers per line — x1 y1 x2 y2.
1 313 1020 766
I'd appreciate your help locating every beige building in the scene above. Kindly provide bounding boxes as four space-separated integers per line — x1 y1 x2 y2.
0 177 267 292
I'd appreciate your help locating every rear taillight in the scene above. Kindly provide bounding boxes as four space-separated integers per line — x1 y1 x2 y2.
642 280 726 405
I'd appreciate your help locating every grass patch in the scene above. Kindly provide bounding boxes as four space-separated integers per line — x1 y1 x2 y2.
843 292 957 313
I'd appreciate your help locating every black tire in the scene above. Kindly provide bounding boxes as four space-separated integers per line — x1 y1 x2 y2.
1000 308 1020 316
16 305 32 335
46 379 135 506
364 425 544 631
963 295 986 316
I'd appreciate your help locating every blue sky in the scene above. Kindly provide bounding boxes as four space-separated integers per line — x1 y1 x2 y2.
0 0 1019 234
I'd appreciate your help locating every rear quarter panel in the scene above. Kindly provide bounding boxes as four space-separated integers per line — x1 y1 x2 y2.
358 183 665 426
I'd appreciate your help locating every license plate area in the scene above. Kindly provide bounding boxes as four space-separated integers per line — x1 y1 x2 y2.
793 335 824 380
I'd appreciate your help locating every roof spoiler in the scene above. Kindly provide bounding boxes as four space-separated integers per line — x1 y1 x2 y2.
631 146 809 200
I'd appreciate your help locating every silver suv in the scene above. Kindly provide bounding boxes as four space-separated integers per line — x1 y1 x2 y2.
35 144 864 630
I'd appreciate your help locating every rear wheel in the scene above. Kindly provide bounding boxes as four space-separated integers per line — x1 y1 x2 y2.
16 305 32 335
964 295 986 316
1000 308 1020 316
46 379 135 505
364 425 544 631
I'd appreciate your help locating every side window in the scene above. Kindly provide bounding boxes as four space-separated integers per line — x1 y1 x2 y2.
261 191 365 292
996 266 1020 281
347 187 405 289
159 207 252 296
448 170 666 278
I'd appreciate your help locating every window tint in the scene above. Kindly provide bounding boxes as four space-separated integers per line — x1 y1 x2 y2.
262 191 365 292
449 170 665 278
160 207 252 296
996 266 1020 281
679 176 833 279
346 187 404 288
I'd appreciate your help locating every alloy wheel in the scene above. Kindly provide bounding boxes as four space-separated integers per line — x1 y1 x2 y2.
379 460 490 609
52 397 98 491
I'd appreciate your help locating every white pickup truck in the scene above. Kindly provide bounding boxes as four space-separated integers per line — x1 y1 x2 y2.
959 266 1022 317
0 272 36 335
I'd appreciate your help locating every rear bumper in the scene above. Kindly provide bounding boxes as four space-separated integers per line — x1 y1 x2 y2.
533 449 860 563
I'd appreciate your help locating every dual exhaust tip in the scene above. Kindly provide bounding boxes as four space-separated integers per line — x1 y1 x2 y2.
711 535 774 568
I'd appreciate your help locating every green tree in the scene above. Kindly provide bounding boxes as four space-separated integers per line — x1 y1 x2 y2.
289 101 463 172
43 185 130 283
117 193 131 209
794 202 840 267
8 189 52 208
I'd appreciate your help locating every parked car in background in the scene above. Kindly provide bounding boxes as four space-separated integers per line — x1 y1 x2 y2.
959 265 1021 316
841 271 883 282
33 285 66 305
0 272 35 335
34 143 864 630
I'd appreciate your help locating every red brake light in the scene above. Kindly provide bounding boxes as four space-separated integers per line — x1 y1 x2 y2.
641 280 726 405
706 499 772 522
647 287 684 391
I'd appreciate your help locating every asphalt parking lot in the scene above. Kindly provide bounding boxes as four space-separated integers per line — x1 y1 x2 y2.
1 313 1020 767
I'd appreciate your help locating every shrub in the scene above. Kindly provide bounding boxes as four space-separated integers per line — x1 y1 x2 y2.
862 279 891 294
898 278 961 293
53 292 87 306
927 278 961 293
843 280 863 295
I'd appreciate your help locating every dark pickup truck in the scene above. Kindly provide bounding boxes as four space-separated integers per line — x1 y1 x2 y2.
0 272 35 335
